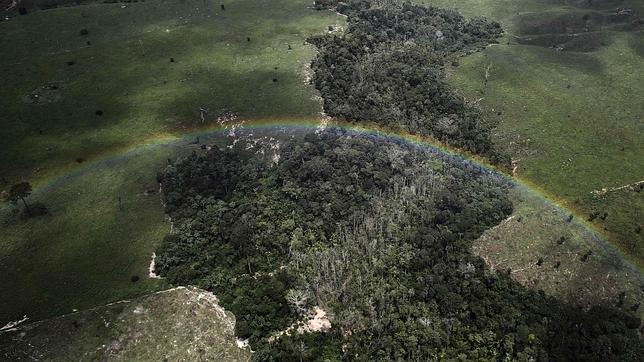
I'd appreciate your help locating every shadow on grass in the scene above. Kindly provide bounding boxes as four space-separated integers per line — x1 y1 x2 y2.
473 187 644 314
0 0 338 186
0 146 172 324
512 5 641 53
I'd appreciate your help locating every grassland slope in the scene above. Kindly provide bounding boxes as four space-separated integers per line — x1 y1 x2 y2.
419 0 644 265
0 286 250 361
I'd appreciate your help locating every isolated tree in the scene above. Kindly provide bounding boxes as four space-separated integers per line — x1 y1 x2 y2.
8 182 32 213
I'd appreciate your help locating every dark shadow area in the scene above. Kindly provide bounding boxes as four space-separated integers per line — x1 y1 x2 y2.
515 8 641 52
0 0 332 187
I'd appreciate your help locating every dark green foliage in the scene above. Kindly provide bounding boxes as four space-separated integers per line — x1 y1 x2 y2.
155 130 641 360
582 250 593 262
309 1 507 163
7 182 33 212
6 181 47 218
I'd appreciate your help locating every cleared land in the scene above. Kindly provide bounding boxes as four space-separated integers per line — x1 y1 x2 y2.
0 0 341 325
420 0 644 265
0 0 341 186
474 185 643 317
0 286 250 361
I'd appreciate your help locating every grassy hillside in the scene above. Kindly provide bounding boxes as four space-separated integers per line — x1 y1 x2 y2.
0 0 341 186
0 139 173 325
0 0 341 325
475 186 643 316
419 0 644 265
0 286 250 361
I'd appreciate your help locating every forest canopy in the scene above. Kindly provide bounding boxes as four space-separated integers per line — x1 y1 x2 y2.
155 129 641 360
309 0 506 163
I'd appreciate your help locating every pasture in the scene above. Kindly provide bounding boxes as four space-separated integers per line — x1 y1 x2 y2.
421 0 644 265
0 0 341 185
0 0 341 325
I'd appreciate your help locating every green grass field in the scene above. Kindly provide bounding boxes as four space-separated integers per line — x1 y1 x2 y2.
0 0 341 326
0 141 172 325
420 0 644 266
0 0 341 186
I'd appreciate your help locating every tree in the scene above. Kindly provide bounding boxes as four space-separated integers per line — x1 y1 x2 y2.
8 182 32 213
285 288 311 316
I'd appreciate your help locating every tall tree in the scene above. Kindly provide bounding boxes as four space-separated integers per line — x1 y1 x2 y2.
8 182 32 213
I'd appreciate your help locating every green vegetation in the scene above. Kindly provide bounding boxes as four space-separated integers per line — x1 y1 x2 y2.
0 286 250 361
0 0 342 186
155 130 641 360
310 1 507 162
415 0 644 264
474 186 643 313
0 142 171 324
0 0 340 326
1 0 642 359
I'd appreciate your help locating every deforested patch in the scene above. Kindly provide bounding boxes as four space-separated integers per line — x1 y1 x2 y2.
0 287 250 361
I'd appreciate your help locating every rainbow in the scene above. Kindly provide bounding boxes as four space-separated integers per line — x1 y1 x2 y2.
24 117 642 271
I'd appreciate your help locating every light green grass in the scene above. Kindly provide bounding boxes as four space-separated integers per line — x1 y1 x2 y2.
475 186 643 316
420 0 644 265
0 0 341 186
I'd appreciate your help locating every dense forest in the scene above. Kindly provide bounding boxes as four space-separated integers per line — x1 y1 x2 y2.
155 129 641 360
154 1 642 360
309 0 507 163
